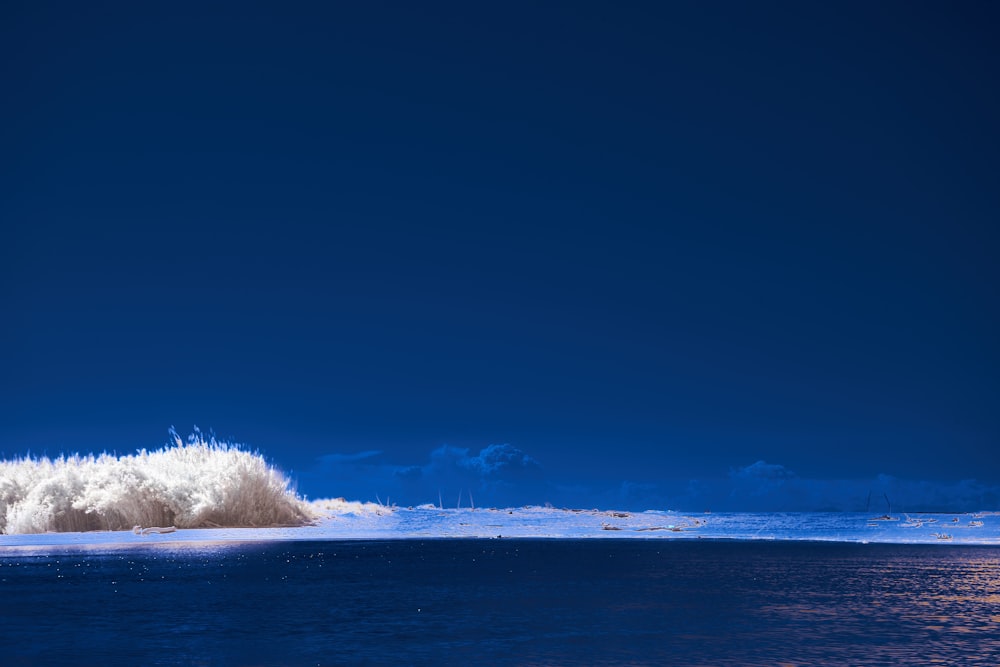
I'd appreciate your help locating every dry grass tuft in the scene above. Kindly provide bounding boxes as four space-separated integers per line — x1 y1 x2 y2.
0 434 315 534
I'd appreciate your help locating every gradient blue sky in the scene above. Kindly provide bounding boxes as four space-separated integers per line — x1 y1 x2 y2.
2 2 997 511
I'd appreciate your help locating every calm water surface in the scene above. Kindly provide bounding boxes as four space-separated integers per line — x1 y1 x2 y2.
2 540 998 666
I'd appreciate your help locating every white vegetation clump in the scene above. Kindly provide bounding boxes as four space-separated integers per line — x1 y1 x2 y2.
0 435 315 534
309 497 390 516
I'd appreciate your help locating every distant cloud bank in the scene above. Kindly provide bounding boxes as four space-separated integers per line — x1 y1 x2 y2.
299 444 546 509
297 447 999 513
608 462 1000 513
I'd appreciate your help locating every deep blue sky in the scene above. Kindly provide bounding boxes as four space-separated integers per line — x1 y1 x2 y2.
2 2 997 510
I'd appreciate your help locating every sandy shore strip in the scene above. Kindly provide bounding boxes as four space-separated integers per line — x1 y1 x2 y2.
3 505 999 551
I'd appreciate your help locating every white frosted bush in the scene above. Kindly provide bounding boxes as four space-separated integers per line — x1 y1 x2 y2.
309 497 388 515
0 436 315 534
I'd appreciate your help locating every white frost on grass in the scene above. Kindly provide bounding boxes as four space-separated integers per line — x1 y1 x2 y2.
0 436 314 534
308 498 391 516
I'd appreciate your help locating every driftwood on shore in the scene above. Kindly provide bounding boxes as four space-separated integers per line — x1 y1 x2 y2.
132 525 177 536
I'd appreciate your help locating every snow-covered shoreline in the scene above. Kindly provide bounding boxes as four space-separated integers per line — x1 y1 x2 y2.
2 505 998 551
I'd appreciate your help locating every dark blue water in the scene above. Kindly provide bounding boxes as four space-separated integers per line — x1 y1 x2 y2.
2 540 998 666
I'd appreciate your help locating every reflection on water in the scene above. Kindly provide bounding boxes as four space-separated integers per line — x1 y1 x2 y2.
720 547 1000 665
1 541 998 666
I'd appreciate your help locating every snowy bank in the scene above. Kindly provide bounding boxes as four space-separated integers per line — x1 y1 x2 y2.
2 505 999 550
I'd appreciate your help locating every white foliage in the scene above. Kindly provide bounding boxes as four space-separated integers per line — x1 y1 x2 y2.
0 437 315 534
308 497 390 516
